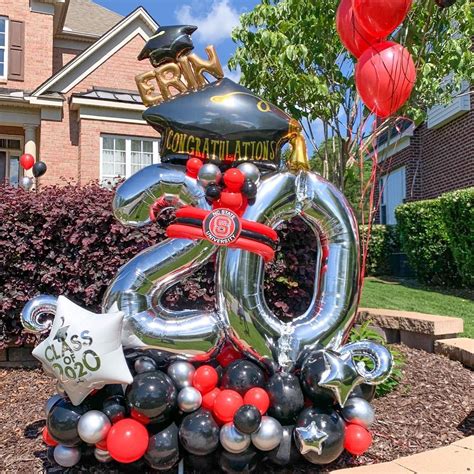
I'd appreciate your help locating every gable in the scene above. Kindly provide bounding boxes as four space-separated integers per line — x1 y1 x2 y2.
33 8 157 96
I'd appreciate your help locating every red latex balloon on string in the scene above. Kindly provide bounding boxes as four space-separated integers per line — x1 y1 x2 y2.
344 423 373 455
355 41 416 118
20 153 35 170
353 0 413 38
107 419 149 463
336 0 382 58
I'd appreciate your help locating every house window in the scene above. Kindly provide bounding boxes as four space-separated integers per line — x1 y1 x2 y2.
100 135 160 184
0 136 23 186
0 17 8 79
378 166 406 225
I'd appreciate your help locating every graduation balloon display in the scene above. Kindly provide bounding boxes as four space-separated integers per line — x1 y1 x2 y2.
21 22 392 471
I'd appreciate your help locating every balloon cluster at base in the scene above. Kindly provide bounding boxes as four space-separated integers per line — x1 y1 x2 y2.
39 333 389 470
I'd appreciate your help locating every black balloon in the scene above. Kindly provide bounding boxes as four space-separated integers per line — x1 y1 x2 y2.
349 383 376 402
206 184 222 200
125 348 172 371
145 423 180 470
266 425 301 466
267 372 304 424
179 409 220 456
241 180 258 199
233 405 261 435
219 446 260 473
135 356 158 374
300 351 337 406
32 161 47 178
126 371 177 424
295 407 345 465
221 360 265 395
47 399 86 446
102 395 127 424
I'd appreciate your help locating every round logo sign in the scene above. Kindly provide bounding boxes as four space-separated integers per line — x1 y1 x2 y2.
203 208 241 245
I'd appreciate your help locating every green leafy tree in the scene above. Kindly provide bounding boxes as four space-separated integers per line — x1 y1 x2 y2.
229 0 473 207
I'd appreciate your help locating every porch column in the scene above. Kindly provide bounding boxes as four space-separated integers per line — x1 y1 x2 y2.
24 125 37 178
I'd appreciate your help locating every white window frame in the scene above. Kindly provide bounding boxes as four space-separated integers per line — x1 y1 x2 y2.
379 166 406 225
0 16 9 80
0 134 24 184
100 134 160 183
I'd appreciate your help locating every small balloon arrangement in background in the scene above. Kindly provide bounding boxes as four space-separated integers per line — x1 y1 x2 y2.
336 0 416 117
19 153 48 190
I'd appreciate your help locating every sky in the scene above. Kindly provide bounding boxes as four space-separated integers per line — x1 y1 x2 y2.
95 0 261 81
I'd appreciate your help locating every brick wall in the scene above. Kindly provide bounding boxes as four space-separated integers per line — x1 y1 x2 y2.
53 47 82 74
1 0 54 90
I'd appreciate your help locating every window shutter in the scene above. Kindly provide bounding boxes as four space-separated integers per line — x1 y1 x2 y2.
8 20 25 81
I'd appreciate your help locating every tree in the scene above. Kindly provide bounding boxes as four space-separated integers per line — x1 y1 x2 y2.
229 0 473 213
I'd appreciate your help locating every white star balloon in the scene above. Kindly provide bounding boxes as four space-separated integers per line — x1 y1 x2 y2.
33 296 133 405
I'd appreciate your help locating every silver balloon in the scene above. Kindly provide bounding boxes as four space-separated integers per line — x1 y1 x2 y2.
197 163 222 187
217 170 360 370
220 422 251 453
167 362 195 390
77 410 111 444
251 416 283 451
339 340 393 385
21 295 57 334
341 397 375 428
177 387 202 412
134 356 157 374
53 445 81 467
20 176 34 191
237 162 261 184
94 448 112 463
45 394 63 417
102 164 225 361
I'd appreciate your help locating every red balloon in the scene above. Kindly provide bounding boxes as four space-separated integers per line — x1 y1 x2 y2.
213 389 243 423
355 41 416 118
354 0 412 38
20 153 35 170
96 438 108 451
186 157 203 178
202 387 221 411
344 424 373 455
42 427 58 447
243 388 270 415
193 365 219 394
216 343 242 368
223 168 245 192
107 419 149 463
336 0 382 58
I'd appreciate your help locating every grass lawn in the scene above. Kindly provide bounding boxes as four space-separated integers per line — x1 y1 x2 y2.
360 277 474 338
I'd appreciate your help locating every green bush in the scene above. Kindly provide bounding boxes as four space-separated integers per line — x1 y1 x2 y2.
439 188 474 287
396 197 460 286
359 224 399 276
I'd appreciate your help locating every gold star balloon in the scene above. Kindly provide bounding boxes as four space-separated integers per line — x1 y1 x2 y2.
32 296 133 405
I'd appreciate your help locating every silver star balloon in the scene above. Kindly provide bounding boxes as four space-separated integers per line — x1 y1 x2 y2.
33 296 133 405
294 421 328 455
318 350 364 407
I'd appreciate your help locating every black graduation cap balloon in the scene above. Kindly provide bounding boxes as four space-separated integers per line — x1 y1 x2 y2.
143 78 300 169
138 25 198 67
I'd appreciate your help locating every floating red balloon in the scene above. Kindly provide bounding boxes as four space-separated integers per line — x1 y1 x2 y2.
353 0 413 38
107 419 149 463
355 41 416 118
336 0 382 58
42 427 58 447
202 387 221 411
243 387 270 415
193 365 218 394
213 389 243 423
19 153 35 170
344 423 373 455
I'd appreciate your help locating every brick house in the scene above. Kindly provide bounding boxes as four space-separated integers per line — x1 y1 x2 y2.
0 0 161 186
375 91 473 224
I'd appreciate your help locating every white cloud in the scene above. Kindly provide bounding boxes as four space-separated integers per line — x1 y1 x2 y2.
176 0 240 44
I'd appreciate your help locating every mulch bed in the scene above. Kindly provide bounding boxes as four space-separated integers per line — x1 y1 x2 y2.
0 344 472 473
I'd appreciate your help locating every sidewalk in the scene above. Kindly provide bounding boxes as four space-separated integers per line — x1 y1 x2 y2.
334 436 473 473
